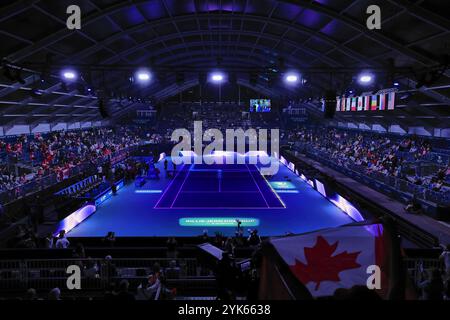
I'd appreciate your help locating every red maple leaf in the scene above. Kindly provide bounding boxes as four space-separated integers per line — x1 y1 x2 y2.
289 236 361 291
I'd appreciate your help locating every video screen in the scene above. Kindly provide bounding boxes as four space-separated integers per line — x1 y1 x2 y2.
250 99 271 112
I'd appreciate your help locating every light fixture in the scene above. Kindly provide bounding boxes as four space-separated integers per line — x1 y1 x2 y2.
358 72 374 85
135 69 152 84
137 72 150 81
62 69 77 81
284 72 300 84
210 71 226 83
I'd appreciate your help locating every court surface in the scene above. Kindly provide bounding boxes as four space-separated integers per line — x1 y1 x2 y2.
155 163 285 209
67 156 353 237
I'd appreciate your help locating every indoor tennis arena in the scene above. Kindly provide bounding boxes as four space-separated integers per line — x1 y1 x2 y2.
0 0 449 309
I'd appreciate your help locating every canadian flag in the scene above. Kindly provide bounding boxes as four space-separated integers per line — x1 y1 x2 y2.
270 223 388 298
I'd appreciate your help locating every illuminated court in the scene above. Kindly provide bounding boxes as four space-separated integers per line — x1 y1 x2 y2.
67 156 354 237
155 162 285 209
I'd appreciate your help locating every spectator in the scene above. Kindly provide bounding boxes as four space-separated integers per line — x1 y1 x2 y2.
73 243 85 258
44 233 54 249
101 255 117 281
440 245 450 278
48 287 61 300
55 230 70 249
166 237 178 258
419 269 444 300
103 231 116 247
115 280 135 300
165 260 181 279
104 282 117 300
248 229 261 246
136 274 161 300
24 288 38 301
405 196 422 214
158 276 176 300
84 258 99 279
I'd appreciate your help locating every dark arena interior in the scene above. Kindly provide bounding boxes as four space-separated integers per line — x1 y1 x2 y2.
0 0 449 310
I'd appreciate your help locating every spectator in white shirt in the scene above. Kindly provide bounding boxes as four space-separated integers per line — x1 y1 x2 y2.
136 274 161 300
55 230 70 249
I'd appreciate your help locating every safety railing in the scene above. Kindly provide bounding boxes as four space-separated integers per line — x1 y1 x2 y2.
404 258 444 287
0 258 205 292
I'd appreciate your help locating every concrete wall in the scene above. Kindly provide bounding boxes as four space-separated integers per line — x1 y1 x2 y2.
337 122 449 138
0 121 109 137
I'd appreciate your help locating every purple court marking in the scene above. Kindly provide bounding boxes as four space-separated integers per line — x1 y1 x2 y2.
153 164 186 208
170 164 193 208
245 164 269 208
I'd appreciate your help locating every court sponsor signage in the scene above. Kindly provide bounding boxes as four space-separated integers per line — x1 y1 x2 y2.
179 217 260 227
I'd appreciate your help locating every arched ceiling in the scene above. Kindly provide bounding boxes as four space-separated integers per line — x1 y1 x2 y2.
0 0 449 127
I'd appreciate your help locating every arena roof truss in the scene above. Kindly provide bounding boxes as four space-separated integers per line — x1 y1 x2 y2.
0 0 448 128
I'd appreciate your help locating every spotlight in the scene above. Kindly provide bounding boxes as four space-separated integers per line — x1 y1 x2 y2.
136 71 151 82
358 73 374 85
210 72 225 83
284 72 300 84
62 69 77 81
393 82 399 87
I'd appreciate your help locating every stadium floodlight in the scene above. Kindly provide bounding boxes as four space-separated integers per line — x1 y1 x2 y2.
358 73 374 85
284 72 300 84
210 72 225 83
62 69 77 81
136 69 151 83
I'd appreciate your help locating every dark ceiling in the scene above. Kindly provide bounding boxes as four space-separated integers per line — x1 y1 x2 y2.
0 0 449 128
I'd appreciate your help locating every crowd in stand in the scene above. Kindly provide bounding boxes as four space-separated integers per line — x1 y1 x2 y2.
0 127 145 194
1 104 282 196
288 127 450 195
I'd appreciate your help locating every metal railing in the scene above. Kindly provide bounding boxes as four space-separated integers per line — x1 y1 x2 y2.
404 258 444 287
0 258 206 292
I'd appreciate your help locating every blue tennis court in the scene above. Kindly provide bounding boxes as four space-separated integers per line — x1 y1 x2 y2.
67 155 354 237
155 163 285 209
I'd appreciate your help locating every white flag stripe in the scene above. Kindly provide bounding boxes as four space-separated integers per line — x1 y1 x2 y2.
271 225 381 297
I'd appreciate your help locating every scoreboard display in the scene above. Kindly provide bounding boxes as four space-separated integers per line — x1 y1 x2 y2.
336 91 396 112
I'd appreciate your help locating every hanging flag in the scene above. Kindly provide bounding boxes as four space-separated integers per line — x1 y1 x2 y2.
387 92 396 110
379 93 386 110
364 95 370 111
346 97 351 111
336 98 341 112
371 95 378 111
357 97 363 111
351 98 357 111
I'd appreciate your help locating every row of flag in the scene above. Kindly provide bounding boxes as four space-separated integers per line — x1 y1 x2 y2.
336 92 396 112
